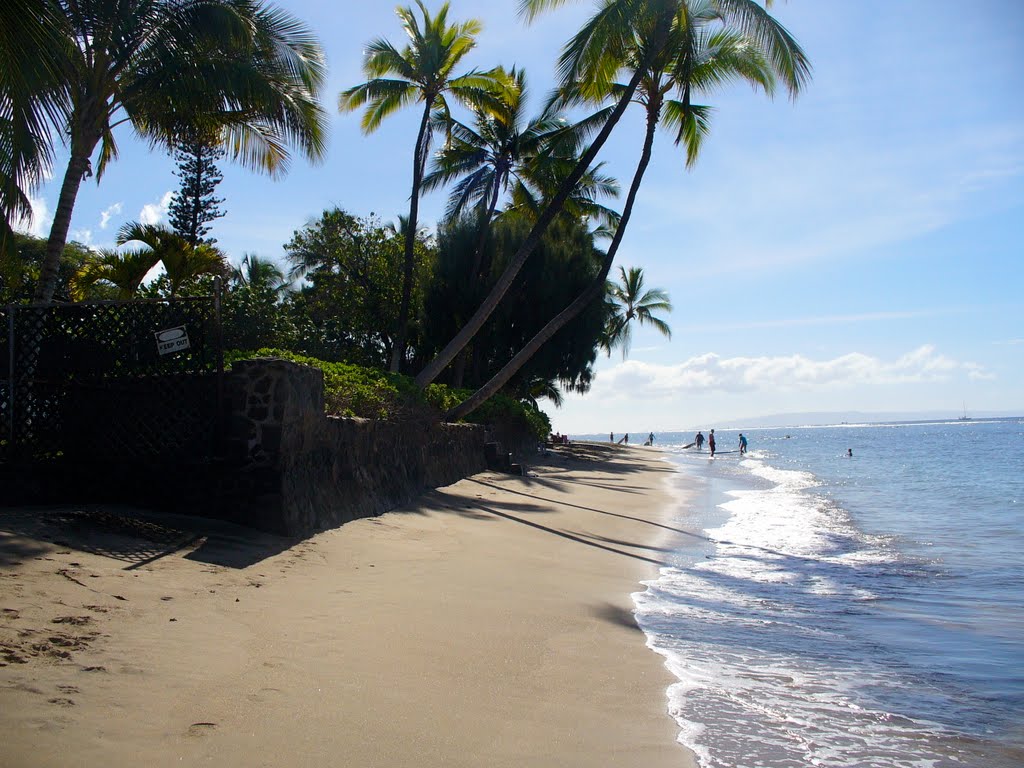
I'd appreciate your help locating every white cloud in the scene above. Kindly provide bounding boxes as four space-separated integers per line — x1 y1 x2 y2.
69 228 93 246
588 345 991 401
99 202 124 229
12 196 51 237
139 191 174 226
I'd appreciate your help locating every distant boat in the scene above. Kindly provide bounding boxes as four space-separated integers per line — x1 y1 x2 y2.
958 402 971 421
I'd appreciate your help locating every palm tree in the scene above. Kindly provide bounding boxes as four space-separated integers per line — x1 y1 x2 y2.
340 1 505 373
30 0 327 304
602 266 672 358
503 150 622 236
68 248 160 301
444 0 807 421
414 0 808 392
424 67 567 279
117 223 226 298
232 253 290 296
0 0 69 261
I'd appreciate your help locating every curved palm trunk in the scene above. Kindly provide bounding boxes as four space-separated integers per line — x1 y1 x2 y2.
413 60 654 390
389 100 434 373
455 174 503 388
445 96 660 423
34 147 93 303
470 173 503 281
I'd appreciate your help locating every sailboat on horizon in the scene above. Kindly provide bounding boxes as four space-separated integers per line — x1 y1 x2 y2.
958 401 971 421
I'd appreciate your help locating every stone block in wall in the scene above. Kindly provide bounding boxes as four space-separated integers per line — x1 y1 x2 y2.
220 358 488 537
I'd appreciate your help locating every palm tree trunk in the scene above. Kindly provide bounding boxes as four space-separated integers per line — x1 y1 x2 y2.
445 97 660 423
461 177 503 386
34 148 92 303
389 100 433 373
451 345 469 388
469 176 501 282
412 60 654 390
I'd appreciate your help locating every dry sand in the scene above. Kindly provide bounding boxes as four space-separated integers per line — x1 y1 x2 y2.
0 443 695 768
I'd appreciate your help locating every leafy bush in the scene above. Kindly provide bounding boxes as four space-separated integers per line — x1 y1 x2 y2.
225 348 551 439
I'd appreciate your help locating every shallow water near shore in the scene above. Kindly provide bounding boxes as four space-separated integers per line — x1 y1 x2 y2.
588 419 1024 767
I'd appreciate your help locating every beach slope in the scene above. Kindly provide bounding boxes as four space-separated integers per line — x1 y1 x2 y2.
0 443 692 768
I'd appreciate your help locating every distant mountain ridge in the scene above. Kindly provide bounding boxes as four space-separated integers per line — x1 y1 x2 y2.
712 410 1022 429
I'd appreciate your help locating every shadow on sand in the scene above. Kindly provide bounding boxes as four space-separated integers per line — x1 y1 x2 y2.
0 505 297 571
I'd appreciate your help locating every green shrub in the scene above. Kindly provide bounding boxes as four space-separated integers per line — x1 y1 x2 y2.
225 348 551 440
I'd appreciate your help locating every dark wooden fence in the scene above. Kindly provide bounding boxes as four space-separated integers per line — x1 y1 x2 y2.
1 295 222 466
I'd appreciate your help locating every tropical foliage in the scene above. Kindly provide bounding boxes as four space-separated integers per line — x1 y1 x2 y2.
602 266 672 358
69 248 159 301
421 215 609 399
0 232 91 304
116 223 227 298
223 347 550 439
10 0 327 304
340 0 505 372
2 0 811 433
283 208 433 368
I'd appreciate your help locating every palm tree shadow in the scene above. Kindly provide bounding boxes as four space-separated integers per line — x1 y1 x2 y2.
590 602 644 633
466 478 708 543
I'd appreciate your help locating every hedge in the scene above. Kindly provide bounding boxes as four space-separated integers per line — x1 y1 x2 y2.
225 348 551 440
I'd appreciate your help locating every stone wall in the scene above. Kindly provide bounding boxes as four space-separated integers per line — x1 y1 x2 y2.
224 358 487 536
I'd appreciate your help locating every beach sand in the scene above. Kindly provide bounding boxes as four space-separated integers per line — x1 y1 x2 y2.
0 443 695 768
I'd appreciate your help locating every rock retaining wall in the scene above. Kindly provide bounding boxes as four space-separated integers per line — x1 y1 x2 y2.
224 358 487 536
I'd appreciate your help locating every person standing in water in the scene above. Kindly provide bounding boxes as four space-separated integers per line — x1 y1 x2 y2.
648 432 655 445
739 433 748 454
695 431 704 449
708 429 716 457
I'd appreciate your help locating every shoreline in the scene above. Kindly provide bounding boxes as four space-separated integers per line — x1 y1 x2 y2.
1 443 696 767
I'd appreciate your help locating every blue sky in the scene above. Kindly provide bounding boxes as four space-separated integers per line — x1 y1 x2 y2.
23 0 1024 433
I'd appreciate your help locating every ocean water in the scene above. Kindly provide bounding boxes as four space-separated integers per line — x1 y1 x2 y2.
588 419 1024 767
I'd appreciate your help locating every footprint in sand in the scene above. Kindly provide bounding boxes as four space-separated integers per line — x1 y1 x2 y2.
52 616 92 626
48 697 75 707
187 722 218 737
246 687 282 703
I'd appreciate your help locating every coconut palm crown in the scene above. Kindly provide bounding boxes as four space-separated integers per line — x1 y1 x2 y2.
602 265 672 358
340 0 507 372
29 0 328 304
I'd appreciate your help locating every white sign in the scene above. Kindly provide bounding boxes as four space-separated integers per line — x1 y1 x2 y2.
155 325 191 356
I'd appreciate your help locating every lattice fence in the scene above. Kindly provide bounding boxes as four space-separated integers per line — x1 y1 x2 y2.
2 297 222 464
1 306 9 462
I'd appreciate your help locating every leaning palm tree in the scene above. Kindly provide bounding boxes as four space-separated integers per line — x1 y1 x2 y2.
117 222 227 298
68 248 160 301
31 0 327 304
504 151 622 236
424 67 566 280
414 0 808 392
601 265 672 358
444 0 806 420
340 1 506 373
